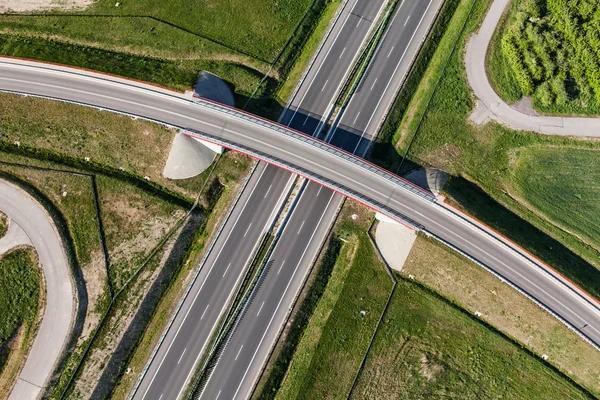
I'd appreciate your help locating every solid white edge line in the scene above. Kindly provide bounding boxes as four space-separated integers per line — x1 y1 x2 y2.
231 192 335 400
139 165 268 400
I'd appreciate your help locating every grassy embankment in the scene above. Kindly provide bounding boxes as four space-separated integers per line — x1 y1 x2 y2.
257 201 594 399
369 0 600 302
0 248 42 397
401 234 600 396
487 0 600 115
0 0 338 115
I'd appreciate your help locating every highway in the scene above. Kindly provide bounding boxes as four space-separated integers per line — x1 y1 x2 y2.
0 179 73 400
198 0 445 398
0 13 599 400
329 0 438 152
130 0 387 398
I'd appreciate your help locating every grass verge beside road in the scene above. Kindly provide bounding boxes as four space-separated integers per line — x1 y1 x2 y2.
0 248 43 398
351 276 594 399
402 234 600 396
0 0 340 114
111 155 253 400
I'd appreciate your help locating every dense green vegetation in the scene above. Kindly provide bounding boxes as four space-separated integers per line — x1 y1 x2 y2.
351 278 593 399
0 249 41 374
0 212 7 238
369 0 600 301
488 0 600 115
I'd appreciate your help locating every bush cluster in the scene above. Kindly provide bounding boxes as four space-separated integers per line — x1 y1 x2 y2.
501 0 600 108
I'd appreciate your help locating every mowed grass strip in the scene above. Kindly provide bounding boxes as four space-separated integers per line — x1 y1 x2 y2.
511 146 600 252
351 277 593 400
402 234 600 397
275 202 393 400
0 248 42 389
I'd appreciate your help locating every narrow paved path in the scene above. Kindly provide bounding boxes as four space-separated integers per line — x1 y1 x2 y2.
0 179 74 400
465 0 600 136
0 219 32 254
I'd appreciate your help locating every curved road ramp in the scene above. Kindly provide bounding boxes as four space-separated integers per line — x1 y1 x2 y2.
0 179 74 400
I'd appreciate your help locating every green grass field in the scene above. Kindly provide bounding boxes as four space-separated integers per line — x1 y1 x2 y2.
351 278 592 399
402 234 600 396
0 248 41 374
486 0 600 116
369 0 600 301
271 203 393 400
64 0 311 62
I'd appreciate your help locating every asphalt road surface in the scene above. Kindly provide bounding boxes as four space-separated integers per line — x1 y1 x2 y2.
131 0 387 398
330 0 440 153
198 1 445 398
0 179 73 400
0 14 599 400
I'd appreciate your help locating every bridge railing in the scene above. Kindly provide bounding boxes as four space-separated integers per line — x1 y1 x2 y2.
184 128 425 230
191 98 435 203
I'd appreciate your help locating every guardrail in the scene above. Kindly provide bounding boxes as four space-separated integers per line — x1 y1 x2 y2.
188 98 435 207
184 126 426 231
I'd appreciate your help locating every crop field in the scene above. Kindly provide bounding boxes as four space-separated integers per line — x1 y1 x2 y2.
0 248 41 395
487 0 600 115
351 278 592 400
